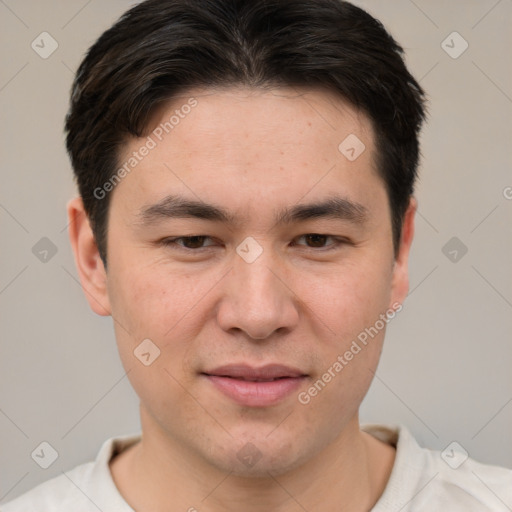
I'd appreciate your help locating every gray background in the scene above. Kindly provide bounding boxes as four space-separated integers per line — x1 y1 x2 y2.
1 0 511 504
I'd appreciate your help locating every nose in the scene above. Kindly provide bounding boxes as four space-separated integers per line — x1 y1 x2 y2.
216 249 300 340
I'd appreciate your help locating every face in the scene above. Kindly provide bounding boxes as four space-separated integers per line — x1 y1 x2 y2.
71 86 414 477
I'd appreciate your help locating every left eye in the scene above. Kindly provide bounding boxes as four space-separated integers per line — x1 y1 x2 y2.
293 234 341 249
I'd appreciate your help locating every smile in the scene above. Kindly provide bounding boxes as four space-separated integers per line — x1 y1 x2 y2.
202 364 308 407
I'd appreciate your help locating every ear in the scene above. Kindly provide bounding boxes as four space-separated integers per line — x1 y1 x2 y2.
67 197 111 316
389 197 416 308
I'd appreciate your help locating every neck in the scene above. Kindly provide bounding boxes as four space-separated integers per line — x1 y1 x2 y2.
110 409 395 512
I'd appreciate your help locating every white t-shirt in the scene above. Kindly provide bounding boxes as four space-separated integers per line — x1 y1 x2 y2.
2 425 511 511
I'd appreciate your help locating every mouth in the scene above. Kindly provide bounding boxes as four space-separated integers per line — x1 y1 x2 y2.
201 364 308 407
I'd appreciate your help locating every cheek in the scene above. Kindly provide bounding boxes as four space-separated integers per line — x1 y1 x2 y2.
106 257 212 341
295 258 392 404
106 264 205 428
106 259 230 405
303 258 393 343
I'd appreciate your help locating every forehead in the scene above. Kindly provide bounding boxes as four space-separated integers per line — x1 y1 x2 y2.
144 86 374 153
113 86 382 218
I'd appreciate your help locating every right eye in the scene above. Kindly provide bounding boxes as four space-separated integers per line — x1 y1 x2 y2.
160 236 217 250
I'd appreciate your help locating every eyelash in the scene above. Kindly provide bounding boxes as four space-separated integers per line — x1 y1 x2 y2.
159 234 349 252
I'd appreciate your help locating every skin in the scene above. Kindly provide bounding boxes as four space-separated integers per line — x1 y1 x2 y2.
68 86 416 511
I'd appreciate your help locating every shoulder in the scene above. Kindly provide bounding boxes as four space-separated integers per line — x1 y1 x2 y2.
416 441 512 511
0 462 96 512
365 424 512 512
0 433 140 512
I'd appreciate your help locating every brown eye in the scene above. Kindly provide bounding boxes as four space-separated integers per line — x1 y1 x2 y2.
304 234 329 247
180 236 208 249
161 236 215 250
293 234 347 252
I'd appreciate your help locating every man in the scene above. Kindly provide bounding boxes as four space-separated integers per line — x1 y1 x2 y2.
2 0 510 510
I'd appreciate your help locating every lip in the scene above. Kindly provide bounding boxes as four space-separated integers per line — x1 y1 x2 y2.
202 364 308 407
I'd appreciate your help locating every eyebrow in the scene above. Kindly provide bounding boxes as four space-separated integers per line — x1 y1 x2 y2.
137 194 369 227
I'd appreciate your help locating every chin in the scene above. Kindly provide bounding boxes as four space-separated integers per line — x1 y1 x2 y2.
204 429 318 478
